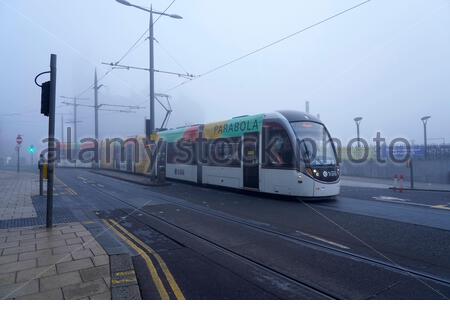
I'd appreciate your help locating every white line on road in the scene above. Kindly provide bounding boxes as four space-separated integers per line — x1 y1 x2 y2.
295 231 350 250
373 197 450 212
373 196 409 202
431 205 450 211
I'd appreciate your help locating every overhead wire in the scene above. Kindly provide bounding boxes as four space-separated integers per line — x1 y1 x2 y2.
75 0 177 98
155 39 189 74
110 0 177 66
166 0 372 93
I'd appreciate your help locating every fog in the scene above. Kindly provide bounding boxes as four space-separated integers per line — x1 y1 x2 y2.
1 0 449 157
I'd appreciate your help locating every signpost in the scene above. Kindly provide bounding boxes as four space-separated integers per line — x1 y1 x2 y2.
16 134 23 172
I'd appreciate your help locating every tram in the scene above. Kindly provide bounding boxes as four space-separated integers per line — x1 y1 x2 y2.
100 110 340 198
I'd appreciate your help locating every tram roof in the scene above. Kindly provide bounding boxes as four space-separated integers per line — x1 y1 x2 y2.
277 110 322 124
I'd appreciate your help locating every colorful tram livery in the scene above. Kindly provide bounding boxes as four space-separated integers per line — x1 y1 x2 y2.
101 111 341 198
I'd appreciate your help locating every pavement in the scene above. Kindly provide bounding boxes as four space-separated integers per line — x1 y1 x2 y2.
0 222 111 300
0 171 38 220
0 170 139 300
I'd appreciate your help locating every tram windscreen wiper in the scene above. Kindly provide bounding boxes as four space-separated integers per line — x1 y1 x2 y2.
298 138 312 163
292 121 338 166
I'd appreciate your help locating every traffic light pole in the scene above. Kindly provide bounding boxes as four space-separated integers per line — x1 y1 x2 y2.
47 54 57 228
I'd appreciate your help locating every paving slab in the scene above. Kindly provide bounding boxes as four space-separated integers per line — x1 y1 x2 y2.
56 258 94 274
0 279 39 299
80 265 110 282
16 265 57 282
62 279 109 300
18 288 64 300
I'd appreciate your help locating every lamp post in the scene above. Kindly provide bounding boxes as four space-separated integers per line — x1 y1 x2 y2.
354 117 363 148
421 116 431 159
115 0 182 136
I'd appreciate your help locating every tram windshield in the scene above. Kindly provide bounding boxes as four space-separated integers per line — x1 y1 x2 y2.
291 121 337 166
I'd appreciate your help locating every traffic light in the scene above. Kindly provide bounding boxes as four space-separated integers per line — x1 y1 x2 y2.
41 81 51 117
28 145 36 154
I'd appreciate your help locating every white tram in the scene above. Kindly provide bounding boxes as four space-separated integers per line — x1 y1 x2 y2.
148 110 340 198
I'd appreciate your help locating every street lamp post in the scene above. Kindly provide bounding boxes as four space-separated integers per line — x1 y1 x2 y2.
115 0 182 136
149 7 155 137
354 117 363 148
421 116 431 159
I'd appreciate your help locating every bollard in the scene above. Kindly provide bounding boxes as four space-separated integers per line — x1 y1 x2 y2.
399 175 404 193
393 174 398 190
408 159 414 189
39 165 44 196
157 165 166 184
38 157 44 196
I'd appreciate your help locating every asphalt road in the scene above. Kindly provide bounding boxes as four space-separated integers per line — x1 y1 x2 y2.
54 168 450 299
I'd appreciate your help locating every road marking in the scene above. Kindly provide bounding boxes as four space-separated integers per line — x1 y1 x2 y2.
373 198 428 207
111 220 185 300
296 231 350 250
373 196 409 202
103 219 170 300
55 175 78 195
111 278 136 285
77 176 88 184
114 270 135 277
431 205 450 211
373 197 450 212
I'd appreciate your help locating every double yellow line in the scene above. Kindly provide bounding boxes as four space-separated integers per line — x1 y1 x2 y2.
103 219 185 300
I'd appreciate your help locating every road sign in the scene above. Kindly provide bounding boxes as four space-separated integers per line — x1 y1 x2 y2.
16 135 23 145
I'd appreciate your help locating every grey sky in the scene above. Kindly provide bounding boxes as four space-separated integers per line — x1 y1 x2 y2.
1 0 449 156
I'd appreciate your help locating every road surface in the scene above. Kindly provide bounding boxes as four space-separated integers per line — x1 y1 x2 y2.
53 168 450 299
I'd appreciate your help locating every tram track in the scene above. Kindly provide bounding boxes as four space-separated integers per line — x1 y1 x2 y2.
81 173 450 298
81 179 335 299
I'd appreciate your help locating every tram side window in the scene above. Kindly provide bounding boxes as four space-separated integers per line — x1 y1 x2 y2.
262 122 294 169
207 138 241 167
167 141 196 165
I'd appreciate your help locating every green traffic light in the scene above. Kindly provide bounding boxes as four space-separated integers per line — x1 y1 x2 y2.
28 145 36 154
